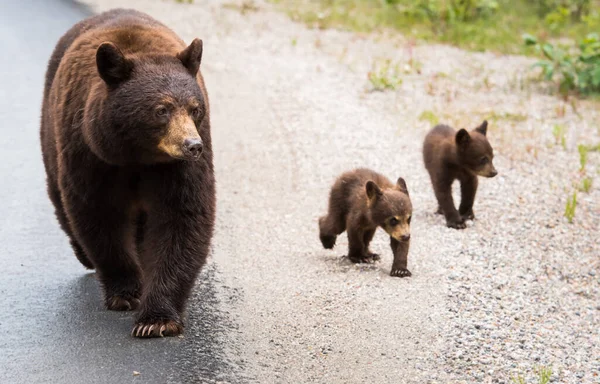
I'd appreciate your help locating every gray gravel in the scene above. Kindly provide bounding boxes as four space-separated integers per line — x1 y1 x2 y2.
79 0 599 382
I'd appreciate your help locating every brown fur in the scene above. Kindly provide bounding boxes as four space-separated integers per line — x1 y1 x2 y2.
423 121 497 229
40 9 215 338
319 169 413 277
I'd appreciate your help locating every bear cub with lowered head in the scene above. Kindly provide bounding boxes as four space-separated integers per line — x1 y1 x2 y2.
40 9 215 337
423 121 497 229
319 169 413 277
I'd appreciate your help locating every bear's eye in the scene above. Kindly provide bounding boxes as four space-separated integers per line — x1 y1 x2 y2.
191 107 201 119
407 216 412 225
156 107 168 117
389 218 399 226
480 157 488 165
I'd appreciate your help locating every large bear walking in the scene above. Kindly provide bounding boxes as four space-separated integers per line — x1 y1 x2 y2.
40 9 216 337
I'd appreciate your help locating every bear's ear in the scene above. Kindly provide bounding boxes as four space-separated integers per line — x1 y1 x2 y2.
177 38 203 77
366 181 383 202
456 129 471 147
396 177 409 195
96 42 133 87
475 120 488 136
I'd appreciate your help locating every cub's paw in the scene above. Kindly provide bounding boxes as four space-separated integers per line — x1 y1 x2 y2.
320 234 337 249
460 210 475 221
367 252 381 261
390 268 412 278
435 207 444 215
105 294 140 311
132 319 183 338
348 254 375 264
446 218 466 229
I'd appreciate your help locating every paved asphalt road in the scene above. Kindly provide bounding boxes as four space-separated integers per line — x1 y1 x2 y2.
0 1 240 383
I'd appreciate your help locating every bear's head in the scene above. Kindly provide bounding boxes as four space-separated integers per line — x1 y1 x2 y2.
92 38 207 164
455 120 497 178
366 178 412 242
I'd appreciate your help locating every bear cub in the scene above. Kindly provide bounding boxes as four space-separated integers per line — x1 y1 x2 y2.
423 120 497 229
319 168 413 277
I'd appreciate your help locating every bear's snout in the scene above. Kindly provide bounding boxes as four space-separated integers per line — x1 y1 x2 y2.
183 137 203 160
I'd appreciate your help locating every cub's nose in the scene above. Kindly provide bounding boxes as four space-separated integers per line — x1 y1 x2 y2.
400 234 411 242
183 138 203 159
489 169 498 178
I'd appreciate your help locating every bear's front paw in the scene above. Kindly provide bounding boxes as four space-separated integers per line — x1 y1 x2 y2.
446 218 466 229
390 268 412 278
105 294 140 311
132 318 183 338
367 252 381 261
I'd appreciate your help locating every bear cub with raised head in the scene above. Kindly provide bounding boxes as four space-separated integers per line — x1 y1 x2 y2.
423 120 497 229
41 9 215 338
319 168 413 277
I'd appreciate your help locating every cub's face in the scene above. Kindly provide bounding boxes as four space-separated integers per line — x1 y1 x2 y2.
96 39 207 164
366 179 412 242
456 120 497 178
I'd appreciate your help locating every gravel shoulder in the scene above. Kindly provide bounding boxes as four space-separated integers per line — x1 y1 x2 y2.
80 1 599 382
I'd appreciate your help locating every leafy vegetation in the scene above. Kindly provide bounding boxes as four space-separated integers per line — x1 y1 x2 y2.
524 32 600 96
270 0 600 54
368 60 403 91
511 365 554 384
419 110 440 125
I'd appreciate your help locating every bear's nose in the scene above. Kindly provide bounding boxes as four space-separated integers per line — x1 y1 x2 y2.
489 169 498 178
400 234 410 242
183 138 203 158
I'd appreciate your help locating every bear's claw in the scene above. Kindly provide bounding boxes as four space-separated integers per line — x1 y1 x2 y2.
106 295 140 311
132 320 183 338
390 268 412 278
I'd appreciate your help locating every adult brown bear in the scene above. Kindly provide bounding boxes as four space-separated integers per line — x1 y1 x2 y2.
40 9 215 338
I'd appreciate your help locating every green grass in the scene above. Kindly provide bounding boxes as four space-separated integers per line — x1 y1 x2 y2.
419 110 440 125
552 124 567 148
536 366 553 384
368 59 403 91
578 144 589 170
271 0 600 55
579 176 593 192
565 191 577 223
511 365 553 384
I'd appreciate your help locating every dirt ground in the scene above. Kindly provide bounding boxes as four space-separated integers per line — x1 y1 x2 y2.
80 0 600 382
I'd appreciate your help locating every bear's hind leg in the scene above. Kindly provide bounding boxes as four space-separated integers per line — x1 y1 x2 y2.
47 181 94 269
347 224 371 264
363 229 379 261
434 178 465 229
318 206 346 250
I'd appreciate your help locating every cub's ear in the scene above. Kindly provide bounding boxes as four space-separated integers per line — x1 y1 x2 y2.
456 129 471 147
366 181 383 201
96 42 133 87
475 120 488 136
396 177 409 195
177 38 203 77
